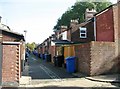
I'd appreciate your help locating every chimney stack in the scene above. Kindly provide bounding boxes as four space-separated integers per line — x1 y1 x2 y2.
85 8 96 21
70 19 79 25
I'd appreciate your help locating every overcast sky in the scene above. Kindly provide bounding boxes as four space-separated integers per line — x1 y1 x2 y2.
0 0 117 44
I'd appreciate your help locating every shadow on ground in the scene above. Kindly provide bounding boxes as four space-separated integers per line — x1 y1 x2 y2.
28 55 85 80
2 86 119 89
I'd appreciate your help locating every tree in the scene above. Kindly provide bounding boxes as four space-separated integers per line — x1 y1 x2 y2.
26 42 36 51
54 0 112 30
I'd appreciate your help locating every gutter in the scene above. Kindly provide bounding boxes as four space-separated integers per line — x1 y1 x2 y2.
2 41 21 45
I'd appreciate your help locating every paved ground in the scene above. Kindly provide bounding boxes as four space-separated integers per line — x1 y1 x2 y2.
28 55 76 79
28 57 51 79
18 54 120 88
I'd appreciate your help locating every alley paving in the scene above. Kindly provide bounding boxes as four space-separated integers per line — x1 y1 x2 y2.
28 54 77 80
18 54 119 88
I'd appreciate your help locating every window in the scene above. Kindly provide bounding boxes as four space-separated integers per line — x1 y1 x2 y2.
79 27 87 38
62 31 67 40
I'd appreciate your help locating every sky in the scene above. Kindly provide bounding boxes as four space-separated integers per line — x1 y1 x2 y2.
0 0 117 44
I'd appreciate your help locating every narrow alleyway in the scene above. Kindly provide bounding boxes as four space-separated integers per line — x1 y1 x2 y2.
17 54 119 88
28 54 77 80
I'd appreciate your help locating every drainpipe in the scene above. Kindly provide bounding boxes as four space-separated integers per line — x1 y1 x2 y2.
94 17 96 41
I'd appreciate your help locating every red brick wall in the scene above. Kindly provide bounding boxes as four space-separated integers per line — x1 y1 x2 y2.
96 7 114 42
1 32 22 84
2 44 20 83
74 43 91 75
2 34 19 41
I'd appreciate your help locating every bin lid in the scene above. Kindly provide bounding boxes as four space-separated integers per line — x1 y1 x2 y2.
65 56 76 60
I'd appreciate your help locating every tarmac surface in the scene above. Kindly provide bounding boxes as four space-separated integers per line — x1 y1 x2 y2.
28 55 76 79
4 54 120 88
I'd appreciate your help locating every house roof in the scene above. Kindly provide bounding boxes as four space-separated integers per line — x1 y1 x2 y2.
94 2 118 17
0 23 24 36
1 29 23 36
0 27 25 41
78 22 88 27
52 40 73 45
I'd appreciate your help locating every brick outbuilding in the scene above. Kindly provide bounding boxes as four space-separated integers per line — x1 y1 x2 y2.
0 28 24 86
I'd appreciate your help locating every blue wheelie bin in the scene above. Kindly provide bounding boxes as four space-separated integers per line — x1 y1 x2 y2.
65 56 76 73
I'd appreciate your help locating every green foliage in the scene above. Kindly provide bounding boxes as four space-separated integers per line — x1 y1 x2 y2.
54 0 112 30
26 42 36 51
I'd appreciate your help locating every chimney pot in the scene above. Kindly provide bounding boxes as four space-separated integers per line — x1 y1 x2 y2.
85 8 96 21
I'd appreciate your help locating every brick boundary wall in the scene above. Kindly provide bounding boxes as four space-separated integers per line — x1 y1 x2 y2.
118 1 120 73
74 43 91 75
90 41 117 76
113 3 120 75
74 41 119 76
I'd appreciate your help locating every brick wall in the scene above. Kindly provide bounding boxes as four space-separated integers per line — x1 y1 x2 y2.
67 29 71 41
1 32 23 85
118 1 120 72
90 41 117 76
113 2 120 73
2 34 19 41
69 21 94 43
49 46 56 63
74 41 118 76
96 7 114 42
2 44 20 84
74 43 91 75
40 47 43 54
20 43 25 72
0 44 2 84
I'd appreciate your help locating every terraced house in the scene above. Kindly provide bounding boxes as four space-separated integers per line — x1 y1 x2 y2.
37 1 120 76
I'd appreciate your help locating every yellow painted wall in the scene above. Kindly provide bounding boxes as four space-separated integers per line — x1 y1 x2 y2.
64 45 75 63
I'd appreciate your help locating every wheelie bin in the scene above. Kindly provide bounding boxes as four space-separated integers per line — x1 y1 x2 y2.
65 56 76 73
